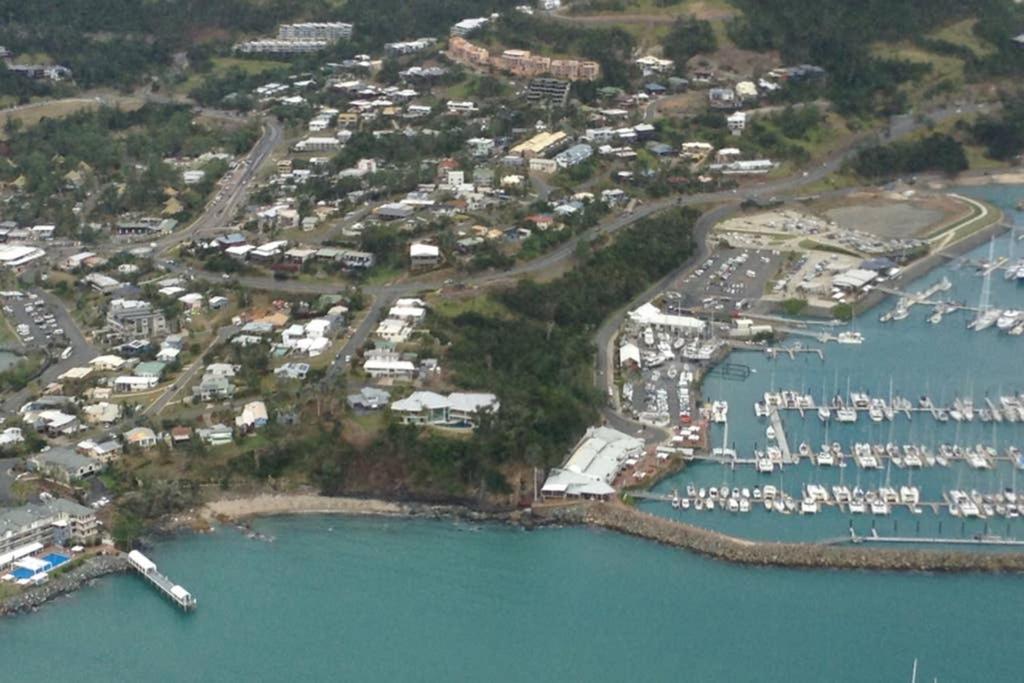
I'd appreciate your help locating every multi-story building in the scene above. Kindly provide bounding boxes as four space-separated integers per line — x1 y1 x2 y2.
106 299 167 340
526 78 571 106
277 22 353 42
0 499 99 558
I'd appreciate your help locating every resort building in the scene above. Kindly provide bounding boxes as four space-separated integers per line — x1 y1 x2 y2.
0 499 99 558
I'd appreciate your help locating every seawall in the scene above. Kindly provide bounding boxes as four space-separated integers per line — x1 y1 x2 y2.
1 553 129 617
537 503 1024 573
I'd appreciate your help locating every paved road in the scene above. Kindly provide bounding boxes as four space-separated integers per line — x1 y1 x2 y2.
143 323 239 416
156 117 284 256
1 288 99 415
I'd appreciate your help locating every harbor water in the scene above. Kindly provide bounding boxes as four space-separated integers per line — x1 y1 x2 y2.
2 515 1023 682
648 184 1024 542
4 185 1024 681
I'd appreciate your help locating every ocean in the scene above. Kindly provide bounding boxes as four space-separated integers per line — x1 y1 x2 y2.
1 515 1021 682
3 184 1024 681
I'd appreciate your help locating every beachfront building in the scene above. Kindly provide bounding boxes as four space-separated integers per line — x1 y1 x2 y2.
541 427 643 499
627 302 705 335
0 499 99 558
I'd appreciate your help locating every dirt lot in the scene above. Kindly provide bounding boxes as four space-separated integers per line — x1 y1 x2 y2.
822 192 966 239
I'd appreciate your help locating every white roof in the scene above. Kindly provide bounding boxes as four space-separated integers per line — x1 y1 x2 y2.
128 550 157 572
447 392 498 413
410 243 439 257
628 302 705 332
833 268 878 289
90 354 126 369
364 359 416 372
392 391 449 412
0 542 44 568
563 426 643 484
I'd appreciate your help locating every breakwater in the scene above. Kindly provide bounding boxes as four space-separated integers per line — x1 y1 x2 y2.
537 502 1024 573
0 554 128 617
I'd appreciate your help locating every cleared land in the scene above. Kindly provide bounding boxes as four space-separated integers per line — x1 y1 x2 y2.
0 96 145 139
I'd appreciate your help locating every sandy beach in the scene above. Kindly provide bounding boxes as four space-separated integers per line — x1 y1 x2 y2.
203 494 409 521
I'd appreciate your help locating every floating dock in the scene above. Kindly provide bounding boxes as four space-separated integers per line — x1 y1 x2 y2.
127 550 197 612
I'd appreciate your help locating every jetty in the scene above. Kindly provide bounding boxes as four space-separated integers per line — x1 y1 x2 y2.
127 550 197 611
847 529 1024 547
764 345 824 361
768 408 795 464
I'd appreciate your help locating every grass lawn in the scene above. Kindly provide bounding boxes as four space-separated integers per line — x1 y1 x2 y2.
0 96 145 140
174 56 290 96
929 18 995 57
431 293 510 319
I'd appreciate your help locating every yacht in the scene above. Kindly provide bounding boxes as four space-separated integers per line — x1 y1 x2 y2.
848 499 866 514
836 407 858 423
899 486 920 505
997 310 1023 331
836 331 864 344
739 498 751 513
800 498 819 514
680 498 690 510
891 307 909 321
868 402 884 422
970 308 1001 331
756 454 775 474
817 406 831 422
766 425 776 441
727 498 739 513
870 500 891 515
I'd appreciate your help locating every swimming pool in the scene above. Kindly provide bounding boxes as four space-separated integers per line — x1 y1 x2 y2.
9 553 69 580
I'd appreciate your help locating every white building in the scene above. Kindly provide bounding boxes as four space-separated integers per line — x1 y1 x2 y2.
390 391 499 427
627 302 705 334
541 427 644 499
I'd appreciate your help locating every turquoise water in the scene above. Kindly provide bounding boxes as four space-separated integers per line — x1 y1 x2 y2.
4 185 1024 681
1 515 1022 682
647 184 1024 542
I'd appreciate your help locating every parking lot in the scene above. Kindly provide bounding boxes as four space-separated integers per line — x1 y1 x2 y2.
668 247 785 314
2 291 68 349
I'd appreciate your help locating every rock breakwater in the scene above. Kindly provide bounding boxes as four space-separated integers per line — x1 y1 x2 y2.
1 554 129 617
538 503 1024 573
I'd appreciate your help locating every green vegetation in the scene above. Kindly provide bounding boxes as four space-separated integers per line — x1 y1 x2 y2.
0 0 318 93
831 303 854 321
725 0 998 114
484 12 637 87
780 298 808 316
966 93 1024 161
317 208 699 496
0 103 258 229
661 16 717 71
850 133 968 179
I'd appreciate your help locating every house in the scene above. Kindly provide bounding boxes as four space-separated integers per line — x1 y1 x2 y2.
390 391 499 428
76 438 122 463
134 361 167 379
708 87 737 110
363 358 417 379
347 387 391 410
197 424 234 446
409 243 440 270
124 427 158 450
113 375 159 393
84 273 122 293
204 363 238 378
30 447 103 483
170 426 192 446
156 347 181 363
375 318 413 343
727 111 747 135
235 401 269 432
274 362 310 380
193 375 235 401
82 402 121 425
23 410 79 436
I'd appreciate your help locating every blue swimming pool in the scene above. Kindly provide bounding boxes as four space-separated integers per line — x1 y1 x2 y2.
42 553 68 567
9 554 69 580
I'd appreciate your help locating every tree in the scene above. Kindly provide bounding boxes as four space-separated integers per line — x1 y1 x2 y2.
662 16 717 70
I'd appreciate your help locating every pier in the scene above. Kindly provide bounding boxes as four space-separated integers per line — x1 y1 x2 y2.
764 345 824 361
127 550 197 612
768 408 794 464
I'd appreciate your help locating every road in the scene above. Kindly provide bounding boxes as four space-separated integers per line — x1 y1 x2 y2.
1 288 99 415
173 101 995 388
155 116 284 255
143 324 239 416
